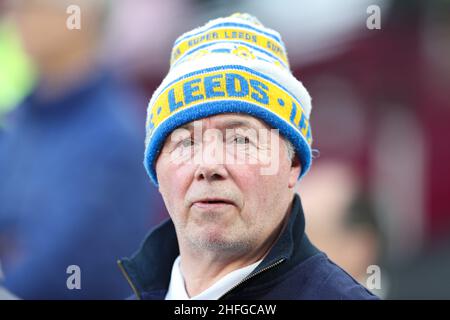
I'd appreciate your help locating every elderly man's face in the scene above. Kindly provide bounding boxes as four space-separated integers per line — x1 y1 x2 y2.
155 113 300 254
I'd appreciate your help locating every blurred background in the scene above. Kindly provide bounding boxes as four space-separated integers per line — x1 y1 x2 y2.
0 0 449 299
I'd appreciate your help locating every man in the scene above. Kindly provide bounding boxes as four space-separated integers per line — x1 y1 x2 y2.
118 13 378 300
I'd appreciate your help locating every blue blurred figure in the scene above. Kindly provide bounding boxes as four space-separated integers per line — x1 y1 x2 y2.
0 0 166 299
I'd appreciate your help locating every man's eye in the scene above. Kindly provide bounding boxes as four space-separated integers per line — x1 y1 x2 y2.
234 136 250 144
178 138 194 148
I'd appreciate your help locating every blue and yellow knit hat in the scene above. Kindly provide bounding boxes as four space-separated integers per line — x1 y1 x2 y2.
144 13 313 186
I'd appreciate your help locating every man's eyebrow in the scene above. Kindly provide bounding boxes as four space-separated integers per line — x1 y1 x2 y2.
221 119 259 130
179 123 195 131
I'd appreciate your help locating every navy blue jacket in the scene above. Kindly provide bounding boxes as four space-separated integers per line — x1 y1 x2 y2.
118 194 379 300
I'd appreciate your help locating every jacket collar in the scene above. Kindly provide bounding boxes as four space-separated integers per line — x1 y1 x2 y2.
118 193 318 299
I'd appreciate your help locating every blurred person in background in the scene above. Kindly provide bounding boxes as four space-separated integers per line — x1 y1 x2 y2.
0 0 166 299
299 161 385 298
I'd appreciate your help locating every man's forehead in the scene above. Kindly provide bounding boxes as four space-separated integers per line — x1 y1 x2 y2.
179 113 271 131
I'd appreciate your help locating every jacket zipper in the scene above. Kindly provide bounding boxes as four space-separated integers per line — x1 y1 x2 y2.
117 257 285 300
219 258 285 299
117 259 142 300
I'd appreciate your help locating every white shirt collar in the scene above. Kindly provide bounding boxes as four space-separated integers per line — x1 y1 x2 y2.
165 256 261 300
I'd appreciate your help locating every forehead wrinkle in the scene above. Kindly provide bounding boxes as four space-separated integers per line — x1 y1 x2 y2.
178 116 269 134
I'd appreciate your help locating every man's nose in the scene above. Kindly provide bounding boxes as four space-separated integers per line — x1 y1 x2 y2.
193 134 228 182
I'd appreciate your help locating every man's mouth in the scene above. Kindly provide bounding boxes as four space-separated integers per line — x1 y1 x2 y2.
192 198 235 209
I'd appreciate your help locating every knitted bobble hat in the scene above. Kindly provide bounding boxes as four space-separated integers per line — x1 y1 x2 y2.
144 13 313 186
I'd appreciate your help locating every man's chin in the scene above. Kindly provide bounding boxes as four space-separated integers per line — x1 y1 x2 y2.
199 224 230 241
190 228 254 253
188 227 237 251
190 205 237 219
189 208 237 228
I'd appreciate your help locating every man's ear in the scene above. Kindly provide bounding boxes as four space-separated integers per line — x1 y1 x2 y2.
288 155 301 189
